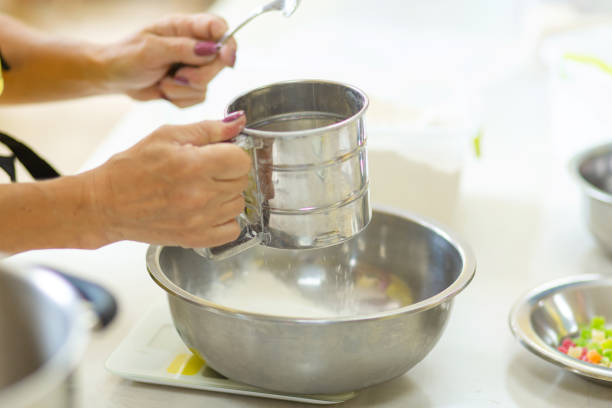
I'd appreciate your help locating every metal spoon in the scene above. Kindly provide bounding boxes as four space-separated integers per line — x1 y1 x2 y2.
217 0 301 45
167 1 300 77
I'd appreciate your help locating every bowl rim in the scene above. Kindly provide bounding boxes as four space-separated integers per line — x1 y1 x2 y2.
569 141 612 204
146 205 476 323
508 274 612 382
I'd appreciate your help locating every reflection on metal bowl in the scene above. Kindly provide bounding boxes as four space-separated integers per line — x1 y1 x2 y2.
509 274 612 385
0 263 117 408
147 207 476 395
571 142 612 256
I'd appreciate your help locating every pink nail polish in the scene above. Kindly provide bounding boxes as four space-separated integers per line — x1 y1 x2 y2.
223 111 245 123
194 41 220 56
229 51 237 68
174 76 189 85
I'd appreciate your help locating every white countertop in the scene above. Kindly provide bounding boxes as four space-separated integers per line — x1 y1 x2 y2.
7 1 612 406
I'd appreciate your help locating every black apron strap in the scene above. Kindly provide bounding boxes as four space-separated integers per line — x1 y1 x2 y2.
0 154 16 182
0 52 10 70
0 54 56 181
0 131 60 181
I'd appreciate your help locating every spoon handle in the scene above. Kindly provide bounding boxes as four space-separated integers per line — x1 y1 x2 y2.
167 8 266 77
217 5 270 45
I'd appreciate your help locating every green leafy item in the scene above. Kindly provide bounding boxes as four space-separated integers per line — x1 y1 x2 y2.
563 53 612 77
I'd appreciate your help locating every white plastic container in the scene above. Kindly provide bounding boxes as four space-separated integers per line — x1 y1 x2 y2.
540 25 612 165
366 88 479 226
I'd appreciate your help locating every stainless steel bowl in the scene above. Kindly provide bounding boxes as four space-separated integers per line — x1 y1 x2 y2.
570 142 612 255
0 262 117 408
509 274 612 385
147 207 476 394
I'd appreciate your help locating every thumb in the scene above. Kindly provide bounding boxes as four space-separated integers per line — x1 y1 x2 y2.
174 111 246 146
156 36 219 67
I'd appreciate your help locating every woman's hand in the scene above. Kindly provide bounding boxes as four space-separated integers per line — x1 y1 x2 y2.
87 112 250 248
102 14 237 108
0 13 235 105
0 112 250 253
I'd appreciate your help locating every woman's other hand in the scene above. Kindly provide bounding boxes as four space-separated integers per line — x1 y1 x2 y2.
102 14 237 108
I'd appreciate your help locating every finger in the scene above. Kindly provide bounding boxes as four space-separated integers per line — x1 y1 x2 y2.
194 115 247 145
211 194 246 222
167 115 247 146
172 61 228 92
159 76 206 100
211 175 250 194
200 143 252 180
172 58 234 93
222 193 246 207
155 36 219 67
170 98 205 109
146 14 229 41
129 85 205 106
180 217 241 249
126 86 164 102
174 39 236 87
206 218 242 247
218 37 238 67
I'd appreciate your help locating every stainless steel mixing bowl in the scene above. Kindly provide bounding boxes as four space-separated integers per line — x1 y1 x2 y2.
147 207 476 395
0 262 117 408
570 142 612 255
509 274 612 385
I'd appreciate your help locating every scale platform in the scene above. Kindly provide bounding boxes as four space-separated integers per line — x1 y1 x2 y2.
105 303 357 405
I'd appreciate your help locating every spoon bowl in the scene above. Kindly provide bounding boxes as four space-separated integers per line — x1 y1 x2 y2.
279 0 301 17
218 0 302 45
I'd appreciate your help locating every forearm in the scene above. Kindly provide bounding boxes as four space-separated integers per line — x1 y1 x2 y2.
0 117 249 253
0 174 108 253
0 14 108 103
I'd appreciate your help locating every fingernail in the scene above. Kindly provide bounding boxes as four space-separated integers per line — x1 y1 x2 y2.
194 41 220 56
229 50 236 68
211 19 227 39
223 111 245 123
174 76 190 85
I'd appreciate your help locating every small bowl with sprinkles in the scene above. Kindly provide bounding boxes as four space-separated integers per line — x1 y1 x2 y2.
509 274 612 385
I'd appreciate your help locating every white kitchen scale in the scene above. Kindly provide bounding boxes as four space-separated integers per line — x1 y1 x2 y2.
105 303 357 405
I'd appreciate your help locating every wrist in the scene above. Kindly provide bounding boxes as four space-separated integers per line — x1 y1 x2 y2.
50 173 112 249
79 168 124 246
48 39 117 96
0 176 111 253
79 42 115 95
88 38 139 96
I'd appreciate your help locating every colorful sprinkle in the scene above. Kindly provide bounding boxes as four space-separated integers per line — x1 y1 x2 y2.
558 316 612 368
587 350 602 364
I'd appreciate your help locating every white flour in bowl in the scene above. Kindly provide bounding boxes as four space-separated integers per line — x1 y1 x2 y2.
203 263 413 319
205 270 337 318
